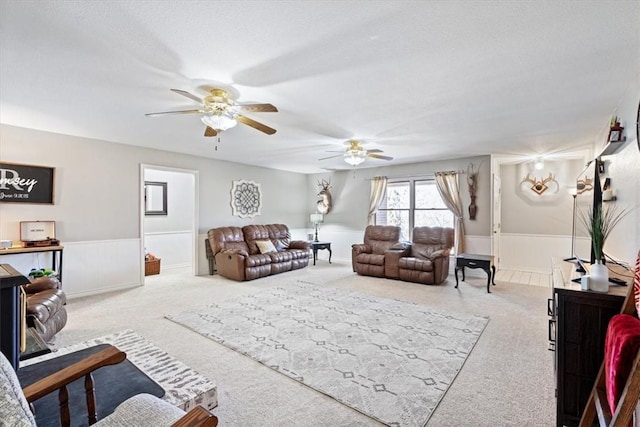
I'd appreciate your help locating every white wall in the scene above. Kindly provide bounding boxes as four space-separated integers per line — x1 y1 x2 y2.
2 87 637 289
597 74 640 265
143 169 195 271
498 73 640 271
305 156 493 263
0 125 309 297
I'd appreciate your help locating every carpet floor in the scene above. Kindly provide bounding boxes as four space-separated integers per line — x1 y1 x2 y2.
167 281 489 426
52 261 556 426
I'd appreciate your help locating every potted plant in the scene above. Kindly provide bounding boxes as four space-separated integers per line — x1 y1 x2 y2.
579 204 628 292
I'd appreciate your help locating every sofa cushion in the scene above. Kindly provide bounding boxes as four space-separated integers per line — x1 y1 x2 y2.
0 351 36 427
245 254 272 267
356 253 385 266
269 251 293 263
209 227 249 255
243 225 271 254
399 257 434 272
26 289 66 325
95 393 185 426
287 249 309 260
256 240 277 254
265 224 291 251
363 225 401 255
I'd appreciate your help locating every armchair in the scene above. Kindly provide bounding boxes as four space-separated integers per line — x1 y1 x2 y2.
398 226 454 285
352 225 402 278
22 276 67 342
0 345 218 427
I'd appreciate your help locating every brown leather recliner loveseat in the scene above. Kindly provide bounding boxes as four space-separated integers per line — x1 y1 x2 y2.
396 226 454 285
208 224 310 281
22 276 67 342
351 225 404 278
352 225 454 285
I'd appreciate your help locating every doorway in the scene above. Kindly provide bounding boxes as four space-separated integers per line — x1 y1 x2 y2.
140 164 199 283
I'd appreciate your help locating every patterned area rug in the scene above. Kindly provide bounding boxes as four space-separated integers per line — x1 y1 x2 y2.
167 281 489 426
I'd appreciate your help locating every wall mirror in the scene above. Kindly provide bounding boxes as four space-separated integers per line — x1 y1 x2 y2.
144 181 167 215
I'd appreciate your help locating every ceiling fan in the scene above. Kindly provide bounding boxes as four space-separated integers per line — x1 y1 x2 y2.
146 88 278 136
319 140 393 166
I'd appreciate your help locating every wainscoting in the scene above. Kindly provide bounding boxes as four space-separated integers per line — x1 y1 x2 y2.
0 239 141 299
0 232 561 299
64 240 141 297
499 233 585 274
144 231 193 270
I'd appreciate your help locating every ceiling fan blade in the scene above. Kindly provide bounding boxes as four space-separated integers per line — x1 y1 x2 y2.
236 115 277 135
204 126 217 137
238 103 278 113
318 154 343 161
145 109 202 117
170 89 204 104
366 149 383 154
367 153 393 161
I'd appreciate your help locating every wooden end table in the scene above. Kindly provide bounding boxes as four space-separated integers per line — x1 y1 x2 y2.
310 241 332 266
454 253 496 293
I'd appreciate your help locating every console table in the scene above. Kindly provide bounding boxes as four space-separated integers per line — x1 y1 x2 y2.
0 245 64 282
310 241 332 266
454 253 496 293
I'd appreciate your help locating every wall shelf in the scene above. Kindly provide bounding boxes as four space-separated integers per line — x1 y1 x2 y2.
597 137 627 158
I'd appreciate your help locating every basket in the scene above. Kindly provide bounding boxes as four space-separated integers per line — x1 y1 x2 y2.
145 259 161 276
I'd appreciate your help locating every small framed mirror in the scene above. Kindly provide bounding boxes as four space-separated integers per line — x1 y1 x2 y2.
144 181 167 215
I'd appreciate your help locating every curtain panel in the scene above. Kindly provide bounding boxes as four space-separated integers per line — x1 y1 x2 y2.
434 171 465 253
367 176 388 225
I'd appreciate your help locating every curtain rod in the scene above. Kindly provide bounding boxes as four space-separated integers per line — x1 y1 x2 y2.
366 170 465 181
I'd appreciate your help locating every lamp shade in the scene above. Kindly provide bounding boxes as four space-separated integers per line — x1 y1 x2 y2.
201 112 237 131
309 213 324 224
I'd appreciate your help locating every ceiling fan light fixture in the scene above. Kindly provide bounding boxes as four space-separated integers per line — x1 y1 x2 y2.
344 150 366 166
200 112 237 131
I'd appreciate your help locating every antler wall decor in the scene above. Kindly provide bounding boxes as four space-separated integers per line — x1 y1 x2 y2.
521 173 558 195
316 179 332 214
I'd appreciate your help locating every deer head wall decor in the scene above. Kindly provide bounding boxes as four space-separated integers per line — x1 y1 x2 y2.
316 179 332 214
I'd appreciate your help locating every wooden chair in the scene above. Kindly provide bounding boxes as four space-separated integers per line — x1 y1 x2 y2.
579 254 640 427
1 344 218 427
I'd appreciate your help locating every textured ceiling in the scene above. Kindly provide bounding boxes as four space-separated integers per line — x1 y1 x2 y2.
1 1 638 173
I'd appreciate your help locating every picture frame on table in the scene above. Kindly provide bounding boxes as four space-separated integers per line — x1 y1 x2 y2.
608 126 623 142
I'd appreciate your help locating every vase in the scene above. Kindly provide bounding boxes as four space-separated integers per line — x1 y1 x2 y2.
589 260 609 293
468 196 477 220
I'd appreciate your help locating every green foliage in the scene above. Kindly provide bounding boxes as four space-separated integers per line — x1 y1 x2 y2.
578 204 628 261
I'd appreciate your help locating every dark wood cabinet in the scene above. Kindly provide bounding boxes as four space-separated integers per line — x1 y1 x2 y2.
550 259 627 426
553 288 624 426
0 264 31 370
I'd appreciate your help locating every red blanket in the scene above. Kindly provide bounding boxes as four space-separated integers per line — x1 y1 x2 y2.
605 314 640 423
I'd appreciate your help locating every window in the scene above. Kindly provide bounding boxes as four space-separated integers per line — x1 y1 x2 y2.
376 179 453 241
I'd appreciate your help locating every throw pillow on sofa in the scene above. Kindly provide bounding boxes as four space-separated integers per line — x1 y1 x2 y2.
256 240 277 254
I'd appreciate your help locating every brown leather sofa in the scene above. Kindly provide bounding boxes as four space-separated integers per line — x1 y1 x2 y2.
352 225 454 285
22 276 67 342
208 224 310 281
351 225 404 278
396 226 454 285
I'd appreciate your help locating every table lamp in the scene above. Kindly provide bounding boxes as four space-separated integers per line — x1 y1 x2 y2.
309 213 324 241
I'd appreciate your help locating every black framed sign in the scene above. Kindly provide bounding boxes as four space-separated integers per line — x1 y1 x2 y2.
0 162 55 204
